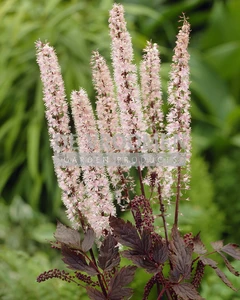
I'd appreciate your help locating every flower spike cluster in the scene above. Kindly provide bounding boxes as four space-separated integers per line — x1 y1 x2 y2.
36 7 192 237
36 6 240 300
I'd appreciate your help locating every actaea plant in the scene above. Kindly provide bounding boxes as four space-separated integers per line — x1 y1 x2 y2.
35 4 240 299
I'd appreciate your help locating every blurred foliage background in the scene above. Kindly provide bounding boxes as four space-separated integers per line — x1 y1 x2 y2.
0 0 240 299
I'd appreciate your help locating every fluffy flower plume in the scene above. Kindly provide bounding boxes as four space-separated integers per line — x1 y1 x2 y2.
140 41 163 136
35 41 84 227
91 51 132 205
109 4 146 150
91 51 120 152
165 16 191 202
71 89 116 237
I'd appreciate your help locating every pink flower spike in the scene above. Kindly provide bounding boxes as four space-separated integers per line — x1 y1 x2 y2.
36 41 86 229
165 16 191 221
109 4 146 151
71 89 116 238
140 41 163 137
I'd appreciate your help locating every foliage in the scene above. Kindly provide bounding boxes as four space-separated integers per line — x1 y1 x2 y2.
0 197 88 299
213 149 240 243
38 219 240 299
201 260 240 300
0 196 56 253
178 152 225 246
0 246 88 300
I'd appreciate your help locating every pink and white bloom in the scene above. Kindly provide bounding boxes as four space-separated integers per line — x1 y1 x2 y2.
35 41 85 228
109 4 146 151
91 51 132 206
140 41 163 136
165 17 191 200
71 89 116 238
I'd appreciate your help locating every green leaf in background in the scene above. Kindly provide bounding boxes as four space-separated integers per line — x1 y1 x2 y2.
1 0 240 298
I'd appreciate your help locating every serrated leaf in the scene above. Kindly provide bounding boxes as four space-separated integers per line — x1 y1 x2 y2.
122 250 160 274
54 221 81 249
215 268 237 291
141 229 152 253
152 240 168 264
218 251 240 276
221 243 240 260
172 283 205 300
109 216 142 250
82 228 96 252
86 287 106 300
61 244 98 276
192 233 207 255
98 234 120 271
108 266 136 299
169 226 193 282
109 287 133 300
200 257 218 268
200 256 237 291
211 240 224 251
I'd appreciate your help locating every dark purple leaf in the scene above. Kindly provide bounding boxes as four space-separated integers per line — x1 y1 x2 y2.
218 252 240 276
86 287 106 300
82 228 96 252
141 229 152 253
109 216 142 250
200 257 218 268
221 243 240 260
211 240 224 251
169 226 193 282
98 234 120 271
61 244 98 276
122 250 160 274
108 266 136 299
172 283 205 300
54 221 81 249
200 256 237 291
111 266 137 286
109 287 133 300
215 268 237 291
192 233 207 255
152 240 168 264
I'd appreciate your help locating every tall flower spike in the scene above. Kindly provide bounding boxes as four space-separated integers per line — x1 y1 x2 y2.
71 89 116 238
165 16 191 225
91 51 132 205
140 41 163 137
91 51 120 152
109 4 146 151
140 41 167 203
35 41 85 228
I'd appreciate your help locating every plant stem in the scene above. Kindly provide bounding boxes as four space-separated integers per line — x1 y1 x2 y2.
158 184 169 246
137 166 145 197
157 287 166 300
89 249 108 297
174 165 181 227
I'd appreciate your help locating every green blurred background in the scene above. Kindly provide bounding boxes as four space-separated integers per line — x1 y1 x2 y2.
0 0 240 299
